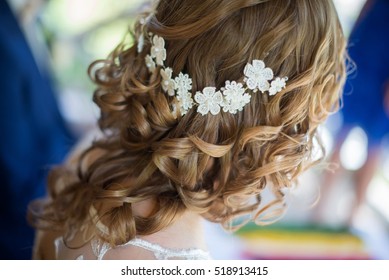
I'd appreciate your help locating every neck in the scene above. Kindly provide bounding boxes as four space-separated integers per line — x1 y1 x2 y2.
132 199 207 250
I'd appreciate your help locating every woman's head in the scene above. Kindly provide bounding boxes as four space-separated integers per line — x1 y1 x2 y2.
36 0 347 245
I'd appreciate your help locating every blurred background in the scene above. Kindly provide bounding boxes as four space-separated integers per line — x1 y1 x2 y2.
1 0 388 259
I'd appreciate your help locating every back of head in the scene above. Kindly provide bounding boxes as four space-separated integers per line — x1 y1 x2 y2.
33 0 347 245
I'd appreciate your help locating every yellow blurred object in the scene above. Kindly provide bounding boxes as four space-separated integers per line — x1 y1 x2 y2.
236 224 370 260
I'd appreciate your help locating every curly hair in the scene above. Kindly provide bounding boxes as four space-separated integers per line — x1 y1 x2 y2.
30 0 347 246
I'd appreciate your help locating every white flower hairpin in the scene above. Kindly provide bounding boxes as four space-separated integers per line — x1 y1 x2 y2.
138 31 288 116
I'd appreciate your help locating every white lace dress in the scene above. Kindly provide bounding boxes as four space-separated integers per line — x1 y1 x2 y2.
54 237 211 260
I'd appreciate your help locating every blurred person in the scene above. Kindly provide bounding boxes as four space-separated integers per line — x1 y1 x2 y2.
0 0 75 259
29 0 347 260
317 0 389 226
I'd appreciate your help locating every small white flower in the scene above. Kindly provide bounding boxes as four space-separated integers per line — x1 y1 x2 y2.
145 55 156 72
139 13 153 25
173 72 193 115
137 33 145 53
269 77 288 96
244 60 274 92
175 72 192 93
221 81 251 114
151 35 167 66
160 68 176 96
138 14 153 52
176 91 194 115
194 87 223 116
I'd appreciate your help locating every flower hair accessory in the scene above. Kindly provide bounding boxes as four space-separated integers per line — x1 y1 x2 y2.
138 29 288 116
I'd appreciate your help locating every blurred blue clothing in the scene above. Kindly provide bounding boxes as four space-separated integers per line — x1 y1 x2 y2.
342 0 389 145
0 1 75 259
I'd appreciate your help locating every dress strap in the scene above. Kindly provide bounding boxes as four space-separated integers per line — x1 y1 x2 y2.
91 237 211 260
120 238 211 260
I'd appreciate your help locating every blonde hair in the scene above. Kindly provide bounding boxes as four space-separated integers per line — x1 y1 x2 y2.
31 0 347 246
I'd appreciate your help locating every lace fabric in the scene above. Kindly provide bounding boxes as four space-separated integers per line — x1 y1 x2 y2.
55 237 211 260
117 238 211 260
